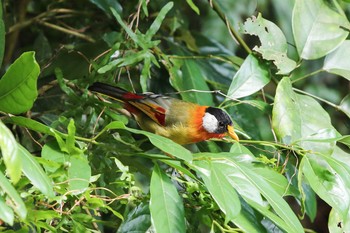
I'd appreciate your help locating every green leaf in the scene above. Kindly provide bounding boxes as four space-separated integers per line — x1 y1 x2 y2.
171 58 214 106
301 153 350 221
0 51 40 114
17 144 55 198
98 121 193 161
0 196 14 226
0 0 5 67
68 155 91 194
89 0 122 16
192 153 304 233
145 2 173 40
0 120 21 183
339 94 350 118
110 8 147 49
117 203 151 233
328 208 350 233
292 0 350 59
227 54 270 99
192 157 242 223
272 77 337 154
241 13 296 74
41 142 67 173
0 170 27 220
323 40 350 81
185 0 200 15
150 163 185 233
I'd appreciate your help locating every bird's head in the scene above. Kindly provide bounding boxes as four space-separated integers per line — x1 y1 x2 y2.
202 107 239 141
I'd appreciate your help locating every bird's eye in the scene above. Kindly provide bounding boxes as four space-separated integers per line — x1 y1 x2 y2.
218 121 225 127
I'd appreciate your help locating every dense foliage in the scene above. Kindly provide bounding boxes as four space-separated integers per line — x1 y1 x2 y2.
1 0 350 232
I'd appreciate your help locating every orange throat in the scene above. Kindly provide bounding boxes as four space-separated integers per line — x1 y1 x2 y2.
189 106 225 143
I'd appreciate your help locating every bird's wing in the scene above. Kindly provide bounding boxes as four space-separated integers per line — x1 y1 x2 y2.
128 93 173 126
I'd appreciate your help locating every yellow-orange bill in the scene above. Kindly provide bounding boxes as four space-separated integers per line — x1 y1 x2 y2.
227 125 239 141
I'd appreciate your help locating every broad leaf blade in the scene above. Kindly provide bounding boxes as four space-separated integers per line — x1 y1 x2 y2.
241 13 296 74
0 196 14 226
292 0 350 59
0 120 21 183
227 54 270 99
0 51 40 114
18 144 55 198
150 163 185 233
68 155 91 194
323 41 350 81
272 77 337 154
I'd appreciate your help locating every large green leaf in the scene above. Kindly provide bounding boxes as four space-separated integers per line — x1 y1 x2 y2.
192 153 304 233
241 13 296 74
323 40 350 81
301 152 350 224
18 144 55 198
0 120 21 183
227 54 270 99
150 163 185 233
0 52 40 114
0 170 27 220
117 203 151 233
272 77 337 154
292 0 350 59
68 155 91 194
0 196 14 226
96 121 193 161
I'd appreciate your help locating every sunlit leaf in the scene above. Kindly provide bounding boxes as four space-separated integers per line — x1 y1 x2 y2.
150 163 185 233
339 94 350 119
0 196 14 226
0 120 21 183
328 208 350 233
227 54 270 99
185 0 199 15
324 40 350 81
18 144 55 198
301 152 350 222
0 51 40 114
241 13 296 74
292 0 350 59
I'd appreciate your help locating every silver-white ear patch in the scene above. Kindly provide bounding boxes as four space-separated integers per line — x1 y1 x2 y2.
202 112 218 133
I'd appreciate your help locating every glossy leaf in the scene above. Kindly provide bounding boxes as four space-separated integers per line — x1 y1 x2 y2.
272 77 337 154
328 208 350 233
192 157 242 223
292 0 350 59
150 163 185 233
0 170 27 220
18 144 55 198
0 195 14 225
301 153 350 222
192 153 304 233
241 13 296 74
0 52 40 114
227 54 270 99
324 40 350 81
98 121 193 161
0 120 21 183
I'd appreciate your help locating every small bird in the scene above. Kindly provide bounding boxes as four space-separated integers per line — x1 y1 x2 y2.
89 82 239 145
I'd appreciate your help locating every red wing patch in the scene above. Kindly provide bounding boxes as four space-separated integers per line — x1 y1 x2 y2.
122 92 145 100
129 102 167 126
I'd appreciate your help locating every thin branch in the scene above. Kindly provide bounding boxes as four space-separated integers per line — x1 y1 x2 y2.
208 0 251 55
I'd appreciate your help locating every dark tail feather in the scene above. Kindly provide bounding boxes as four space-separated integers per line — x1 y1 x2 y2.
88 82 128 100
